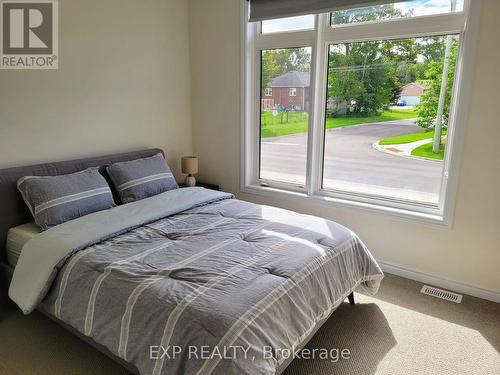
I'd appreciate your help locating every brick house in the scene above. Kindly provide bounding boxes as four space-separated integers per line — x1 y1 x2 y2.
262 71 311 112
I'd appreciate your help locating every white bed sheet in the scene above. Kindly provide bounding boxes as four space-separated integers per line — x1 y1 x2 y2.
6 222 41 267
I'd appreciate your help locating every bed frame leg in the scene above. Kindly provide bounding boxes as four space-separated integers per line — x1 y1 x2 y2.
347 292 355 305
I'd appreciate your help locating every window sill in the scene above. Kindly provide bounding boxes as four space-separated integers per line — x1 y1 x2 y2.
241 183 450 227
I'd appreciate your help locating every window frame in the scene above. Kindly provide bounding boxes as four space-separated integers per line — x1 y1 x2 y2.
288 87 297 96
241 0 481 226
264 87 272 96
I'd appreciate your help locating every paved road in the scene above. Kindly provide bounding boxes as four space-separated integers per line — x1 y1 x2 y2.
260 120 443 203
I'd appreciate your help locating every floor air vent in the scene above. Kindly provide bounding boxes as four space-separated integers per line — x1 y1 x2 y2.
420 285 463 303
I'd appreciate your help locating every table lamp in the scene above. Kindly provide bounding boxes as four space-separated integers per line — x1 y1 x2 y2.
181 156 198 187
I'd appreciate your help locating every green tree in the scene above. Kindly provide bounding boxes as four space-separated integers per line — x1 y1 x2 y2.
415 39 458 129
415 37 447 62
327 40 399 116
331 4 411 24
327 4 414 115
261 51 278 94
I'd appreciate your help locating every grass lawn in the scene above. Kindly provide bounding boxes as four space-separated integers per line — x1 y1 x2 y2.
379 129 447 145
260 109 416 138
411 142 445 160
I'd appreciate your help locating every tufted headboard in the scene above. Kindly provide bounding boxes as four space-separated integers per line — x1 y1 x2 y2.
0 148 164 264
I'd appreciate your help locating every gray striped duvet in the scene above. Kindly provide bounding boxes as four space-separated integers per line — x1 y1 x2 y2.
10 188 383 375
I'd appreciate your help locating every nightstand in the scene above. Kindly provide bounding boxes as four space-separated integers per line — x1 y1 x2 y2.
179 182 220 191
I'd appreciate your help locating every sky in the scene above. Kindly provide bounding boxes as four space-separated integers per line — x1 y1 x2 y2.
261 0 464 34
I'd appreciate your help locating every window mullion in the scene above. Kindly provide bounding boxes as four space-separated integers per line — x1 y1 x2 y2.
248 21 260 186
322 13 466 44
255 31 316 50
308 13 329 196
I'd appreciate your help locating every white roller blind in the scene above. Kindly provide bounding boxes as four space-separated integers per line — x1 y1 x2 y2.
248 0 414 22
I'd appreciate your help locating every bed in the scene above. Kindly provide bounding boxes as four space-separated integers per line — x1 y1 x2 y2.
0 149 384 375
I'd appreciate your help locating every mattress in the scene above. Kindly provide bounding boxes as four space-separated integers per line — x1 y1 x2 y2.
6 222 41 267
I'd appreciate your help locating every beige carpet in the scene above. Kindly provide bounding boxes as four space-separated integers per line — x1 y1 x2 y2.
0 274 499 375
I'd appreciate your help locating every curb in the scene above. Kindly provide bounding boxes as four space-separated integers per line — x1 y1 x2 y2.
372 141 443 162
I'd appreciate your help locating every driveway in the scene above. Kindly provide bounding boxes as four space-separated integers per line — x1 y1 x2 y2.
260 120 443 203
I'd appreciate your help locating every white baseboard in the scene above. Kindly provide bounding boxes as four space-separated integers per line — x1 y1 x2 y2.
378 261 500 304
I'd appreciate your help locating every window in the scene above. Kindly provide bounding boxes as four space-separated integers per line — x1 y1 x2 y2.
259 48 312 186
264 88 272 96
331 0 464 26
262 15 315 34
244 1 474 223
323 35 459 205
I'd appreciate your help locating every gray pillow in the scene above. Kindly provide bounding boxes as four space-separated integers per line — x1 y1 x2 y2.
106 153 178 204
17 168 115 230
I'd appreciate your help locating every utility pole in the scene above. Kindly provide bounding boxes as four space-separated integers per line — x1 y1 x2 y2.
433 0 457 153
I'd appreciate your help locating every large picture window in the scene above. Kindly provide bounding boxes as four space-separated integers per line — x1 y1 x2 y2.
244 1 474 222
322 35 459 204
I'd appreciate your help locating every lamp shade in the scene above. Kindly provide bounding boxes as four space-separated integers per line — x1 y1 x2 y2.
181 156 198 175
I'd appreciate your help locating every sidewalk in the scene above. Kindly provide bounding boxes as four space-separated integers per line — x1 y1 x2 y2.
373 138 443 162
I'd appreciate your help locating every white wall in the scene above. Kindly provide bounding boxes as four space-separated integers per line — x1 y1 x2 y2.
0 0 193 179
189 0 500 297
400 96 420 105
